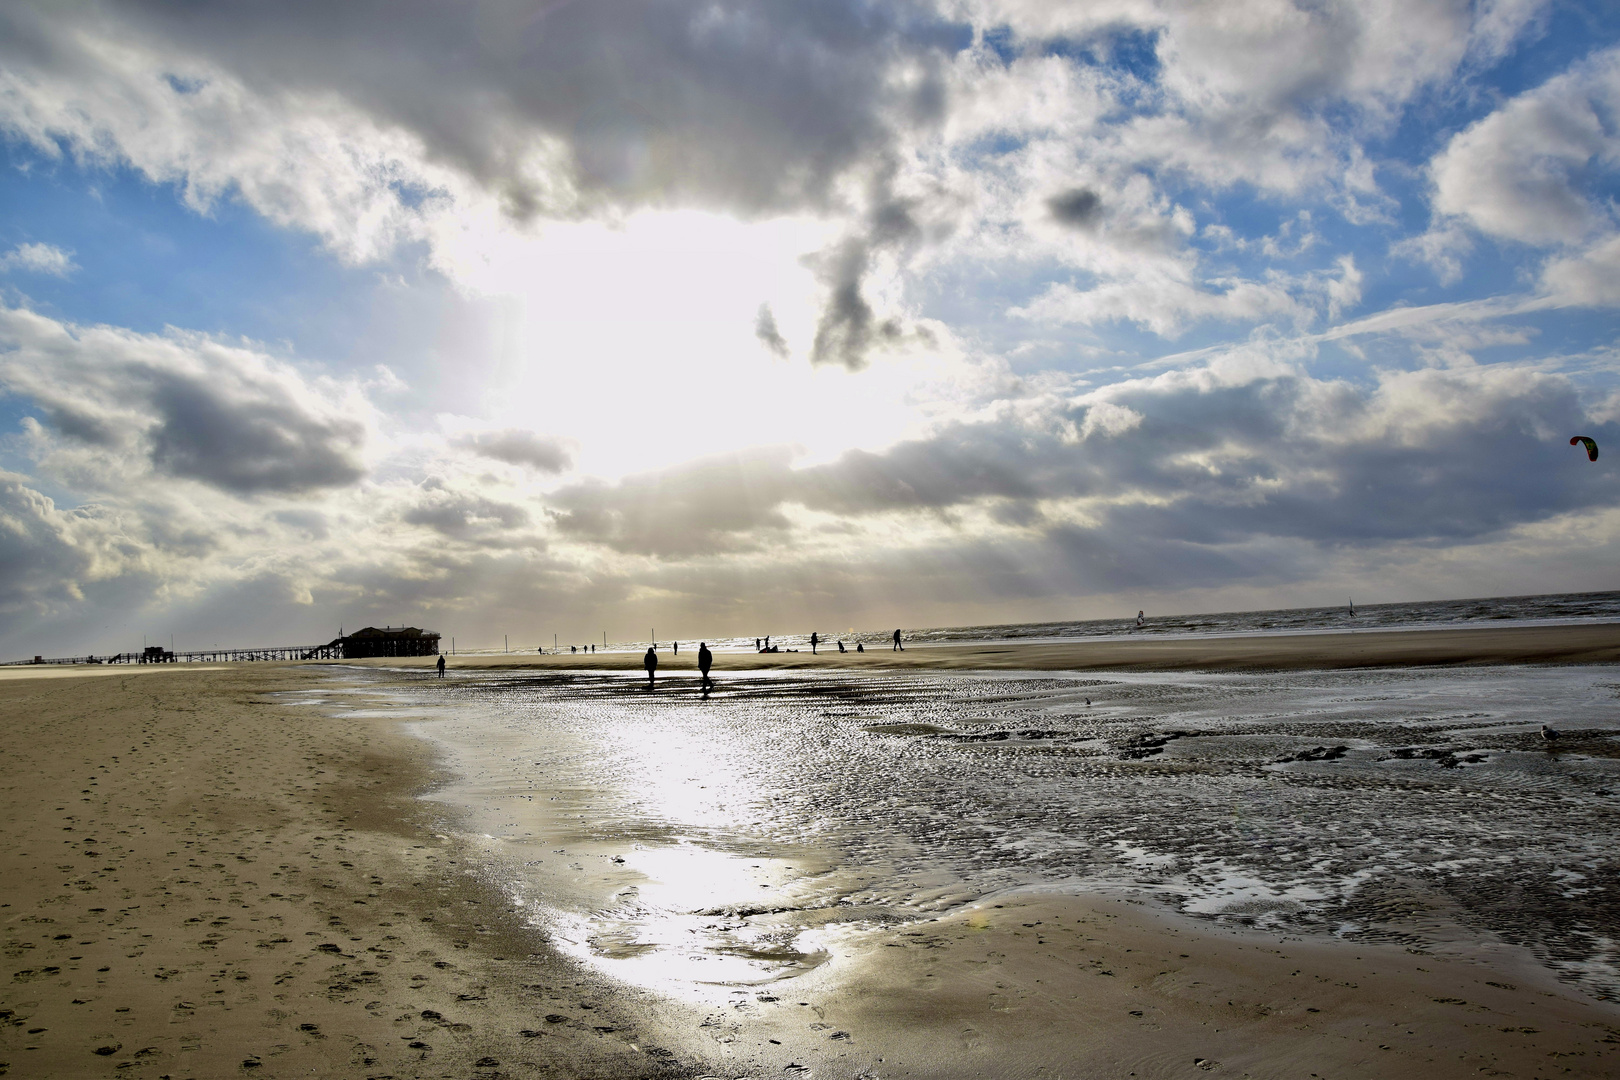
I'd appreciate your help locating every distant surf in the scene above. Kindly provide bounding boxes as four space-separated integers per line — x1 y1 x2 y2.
501 588 1620 655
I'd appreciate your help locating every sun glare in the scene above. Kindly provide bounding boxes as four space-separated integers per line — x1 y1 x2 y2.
435 208 952 478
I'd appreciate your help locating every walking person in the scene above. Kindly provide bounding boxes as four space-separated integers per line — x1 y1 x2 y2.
644 645 658 686
436 653 446 678
892 628 903 651
698 641 713 689
810 631 819 654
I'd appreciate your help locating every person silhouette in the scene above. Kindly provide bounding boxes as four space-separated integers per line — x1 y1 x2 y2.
837 640 846 653
1136 610 1144 628
810 631 819 654
698 641 713 688
644 646 658 686
436 653 446 678
673 641 678 655
856 642 864 653
892 629 902 651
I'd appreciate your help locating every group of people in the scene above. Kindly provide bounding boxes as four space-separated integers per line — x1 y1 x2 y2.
435 627 909 687
643 640 713 687
752 629 901 654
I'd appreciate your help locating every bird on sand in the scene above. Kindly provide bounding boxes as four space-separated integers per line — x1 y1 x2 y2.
1541 724 1559 744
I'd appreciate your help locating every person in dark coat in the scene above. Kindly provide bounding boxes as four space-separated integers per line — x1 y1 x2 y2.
810 631 819 654
436 653 446 678
644 646 658 686
698 641 713 688
892 629 903 651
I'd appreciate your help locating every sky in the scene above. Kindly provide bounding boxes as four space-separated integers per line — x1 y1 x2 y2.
1 0 1618 656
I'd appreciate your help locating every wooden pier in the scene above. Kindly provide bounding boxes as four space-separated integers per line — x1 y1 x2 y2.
3 626 440 667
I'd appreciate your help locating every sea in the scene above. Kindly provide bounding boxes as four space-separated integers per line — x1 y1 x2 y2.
312 591 1620 1003
514 588 1620 654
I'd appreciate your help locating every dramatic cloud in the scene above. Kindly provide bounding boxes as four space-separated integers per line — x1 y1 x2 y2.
544 349 1617 568
0 307 370 495
0 1 964 224
0 1 1617 655
0 473 125 612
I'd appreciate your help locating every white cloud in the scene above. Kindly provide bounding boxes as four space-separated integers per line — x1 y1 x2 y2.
1012 271 1307 338
0 242 77 277
1541 234 1620 307
0 306 374 495
0 29 451 264
0 472 143 613
1430 48 1620 246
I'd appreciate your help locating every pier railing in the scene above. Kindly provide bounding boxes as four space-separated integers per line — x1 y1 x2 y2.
1 642 346 666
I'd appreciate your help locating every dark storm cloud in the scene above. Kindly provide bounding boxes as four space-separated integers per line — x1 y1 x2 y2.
1048 188 1103 229
42 0 967 215
453 428 574 472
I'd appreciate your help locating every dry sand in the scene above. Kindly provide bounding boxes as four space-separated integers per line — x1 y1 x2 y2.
1 627 1617 1078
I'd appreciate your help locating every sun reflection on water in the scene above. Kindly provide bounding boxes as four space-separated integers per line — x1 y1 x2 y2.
541 841 835 1000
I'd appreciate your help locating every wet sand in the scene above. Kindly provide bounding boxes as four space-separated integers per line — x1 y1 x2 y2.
409 621 1620 673
2 641 1618 1077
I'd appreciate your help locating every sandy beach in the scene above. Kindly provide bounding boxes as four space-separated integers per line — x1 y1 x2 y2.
2 627 1618 1078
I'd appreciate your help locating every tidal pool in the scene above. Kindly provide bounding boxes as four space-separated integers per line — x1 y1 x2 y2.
349 664 1620 1001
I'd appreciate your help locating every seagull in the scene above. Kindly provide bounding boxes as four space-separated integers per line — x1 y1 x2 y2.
1541 724 1560 744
